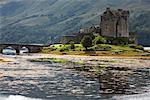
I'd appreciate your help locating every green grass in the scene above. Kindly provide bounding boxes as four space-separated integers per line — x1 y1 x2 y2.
30 57 87 64
74 61 86 65
30 58 70 63
41 43 146 56
42 44 84 53
0 59 10 62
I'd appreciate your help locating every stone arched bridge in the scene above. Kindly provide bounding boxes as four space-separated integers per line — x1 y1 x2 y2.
0 43 49 54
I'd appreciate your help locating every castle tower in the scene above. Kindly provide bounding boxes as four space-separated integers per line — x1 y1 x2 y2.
100 8 130 38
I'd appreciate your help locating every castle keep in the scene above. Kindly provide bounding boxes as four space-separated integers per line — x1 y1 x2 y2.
61 8 137 44
100 8 129 38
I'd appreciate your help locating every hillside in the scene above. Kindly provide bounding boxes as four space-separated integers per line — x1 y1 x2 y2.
0 0 150 45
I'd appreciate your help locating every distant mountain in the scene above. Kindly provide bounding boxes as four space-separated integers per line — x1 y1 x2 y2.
0 0 150 45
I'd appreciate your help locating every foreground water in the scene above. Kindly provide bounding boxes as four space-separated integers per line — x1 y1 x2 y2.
0 54 150 100
144 47 150 50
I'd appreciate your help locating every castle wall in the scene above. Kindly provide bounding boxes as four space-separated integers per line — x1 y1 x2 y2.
100 8 129 38
101 17 117 37
116 17 129 37
60 35 81 44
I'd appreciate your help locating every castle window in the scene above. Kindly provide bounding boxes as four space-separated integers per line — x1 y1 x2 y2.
118 33 121 37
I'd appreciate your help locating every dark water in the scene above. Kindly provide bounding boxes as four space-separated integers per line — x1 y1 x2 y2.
0 54 150 100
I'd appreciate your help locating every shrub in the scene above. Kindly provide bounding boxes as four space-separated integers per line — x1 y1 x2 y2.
70 41 75 50
50 48 57 51
59 45 70 52
59 48 69 52
129 44 144 50
59 49 64 52
106 37 130 45
103 45 112 51
129 44 137 48
112 50 124 54
112 37 129 45
92 44 112 51
93 35 106 44
81 35 93 50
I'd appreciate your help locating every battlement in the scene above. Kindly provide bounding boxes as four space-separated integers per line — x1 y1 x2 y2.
103 8 129 18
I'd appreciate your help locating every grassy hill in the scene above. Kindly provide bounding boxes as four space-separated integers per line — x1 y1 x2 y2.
0 0 150 45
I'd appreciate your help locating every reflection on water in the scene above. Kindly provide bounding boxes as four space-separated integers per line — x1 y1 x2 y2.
0 55 149 100
2 48 16 55
0 56 101 100
99 70 130 94
2 48 29 55
99 68 150 95
0 95 42 100
113 92 150 100
144 47 150 50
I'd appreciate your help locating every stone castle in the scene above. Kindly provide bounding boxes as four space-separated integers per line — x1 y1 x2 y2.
60 8 137 44
100 8 129 38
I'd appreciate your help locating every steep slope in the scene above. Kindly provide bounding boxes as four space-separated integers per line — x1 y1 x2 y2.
0 0 150 44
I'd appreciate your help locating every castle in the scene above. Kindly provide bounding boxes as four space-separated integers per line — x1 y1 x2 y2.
100 8 129 38
60 8 137 44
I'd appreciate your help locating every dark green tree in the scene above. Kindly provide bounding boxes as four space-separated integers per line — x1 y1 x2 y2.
112 37 129 45
81 36 93 50
93 34 106 44
70 41 75 50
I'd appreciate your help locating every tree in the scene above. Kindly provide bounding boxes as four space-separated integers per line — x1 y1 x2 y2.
112 37 129 45
81 36 93 50
93 35 106 44
70 41 75 50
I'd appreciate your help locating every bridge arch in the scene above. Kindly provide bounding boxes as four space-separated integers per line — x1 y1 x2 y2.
1 46 17 55
0 43 46 55
20 46 30 53
1 46 31 55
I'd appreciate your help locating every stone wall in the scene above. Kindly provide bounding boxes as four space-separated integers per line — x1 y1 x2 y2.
100 8 129 38
60 35 82 44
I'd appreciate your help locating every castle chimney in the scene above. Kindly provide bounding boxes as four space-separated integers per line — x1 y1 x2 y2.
106 7 110 11
101 16 103 21
118 9 123 11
